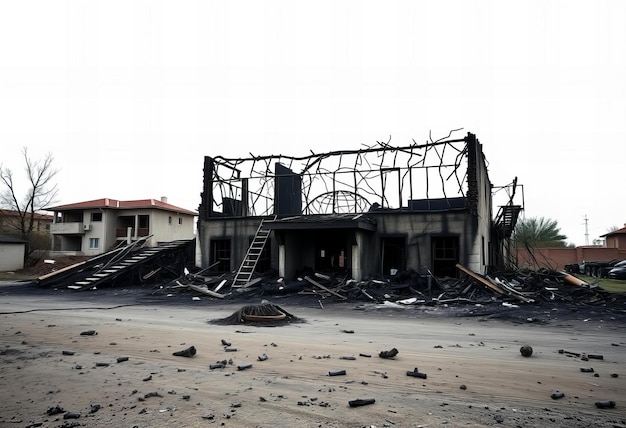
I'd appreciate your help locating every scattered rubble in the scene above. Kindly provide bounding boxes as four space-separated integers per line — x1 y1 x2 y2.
348 398 375 407
172 346 196 357
379 348 398 359
406 367 427 379
520 345 533 357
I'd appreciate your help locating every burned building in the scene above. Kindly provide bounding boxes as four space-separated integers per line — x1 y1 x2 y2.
197 132 521 284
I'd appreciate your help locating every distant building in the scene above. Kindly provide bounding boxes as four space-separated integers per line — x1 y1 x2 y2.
0 209 53 236
601 224 626 249
45 197 197 256
515 225 626 272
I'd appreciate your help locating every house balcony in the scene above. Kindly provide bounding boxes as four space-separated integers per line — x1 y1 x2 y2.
50 222 86 235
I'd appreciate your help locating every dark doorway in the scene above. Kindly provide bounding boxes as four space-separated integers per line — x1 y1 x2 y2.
381 236 406 275
431 236 459 278
315 230 347 273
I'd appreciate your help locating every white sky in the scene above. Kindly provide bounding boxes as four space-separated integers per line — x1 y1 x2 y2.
1 1 624 246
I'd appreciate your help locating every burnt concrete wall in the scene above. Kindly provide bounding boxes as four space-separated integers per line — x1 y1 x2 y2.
466 134 493 274
198 217 269 271
367 211 480 275
198 210 486 280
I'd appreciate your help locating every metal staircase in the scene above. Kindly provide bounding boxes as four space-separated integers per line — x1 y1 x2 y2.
232 217 274 287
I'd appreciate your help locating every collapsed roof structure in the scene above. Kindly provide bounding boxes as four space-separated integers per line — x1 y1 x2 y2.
197 131 523 285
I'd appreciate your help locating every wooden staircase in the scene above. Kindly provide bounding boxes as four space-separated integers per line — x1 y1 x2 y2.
232 217 274 288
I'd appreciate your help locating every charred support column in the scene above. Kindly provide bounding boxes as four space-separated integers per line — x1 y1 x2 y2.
351 244 359 281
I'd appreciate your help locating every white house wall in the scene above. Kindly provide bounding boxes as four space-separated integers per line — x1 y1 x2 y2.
76 209 195 256
137 210 195 244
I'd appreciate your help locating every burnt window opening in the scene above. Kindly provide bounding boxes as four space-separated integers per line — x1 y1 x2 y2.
210 239 231 274
91 212 102 222
431 236 459 278
381 236 406 276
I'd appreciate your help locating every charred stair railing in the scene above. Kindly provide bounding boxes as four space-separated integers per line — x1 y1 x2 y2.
232 217 274 288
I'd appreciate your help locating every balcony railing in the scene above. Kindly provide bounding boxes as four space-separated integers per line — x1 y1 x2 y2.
50 222 84 234
115 228 150 238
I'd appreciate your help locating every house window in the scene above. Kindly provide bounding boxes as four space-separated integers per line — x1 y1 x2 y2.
210 239 231 274
91 212 102 222
431 236 459 278
168 216 172 224
178 217 182 225
89 238 100 249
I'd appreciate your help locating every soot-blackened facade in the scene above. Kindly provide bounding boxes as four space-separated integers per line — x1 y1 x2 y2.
197 132 521 281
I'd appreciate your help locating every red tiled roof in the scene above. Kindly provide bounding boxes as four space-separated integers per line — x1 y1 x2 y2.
0 209 53 221
601 225 626 237
45 198 197 216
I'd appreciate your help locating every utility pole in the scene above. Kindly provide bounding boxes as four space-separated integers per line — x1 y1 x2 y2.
583 215 589 246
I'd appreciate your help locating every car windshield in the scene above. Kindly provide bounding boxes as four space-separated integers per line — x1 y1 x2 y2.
613 260 626 268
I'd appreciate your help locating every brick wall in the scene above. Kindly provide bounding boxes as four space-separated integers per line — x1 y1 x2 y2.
515 247 626 271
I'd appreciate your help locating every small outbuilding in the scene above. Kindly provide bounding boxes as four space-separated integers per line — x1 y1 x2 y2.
0 234 26 271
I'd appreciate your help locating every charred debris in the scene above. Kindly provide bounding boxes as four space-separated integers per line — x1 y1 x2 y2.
33 234 622 310
34 234 623 311
153 262 624 310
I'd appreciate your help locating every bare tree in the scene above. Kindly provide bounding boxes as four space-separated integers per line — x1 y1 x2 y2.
0 148 59 263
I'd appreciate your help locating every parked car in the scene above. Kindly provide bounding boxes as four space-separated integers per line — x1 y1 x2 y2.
608 260 626 280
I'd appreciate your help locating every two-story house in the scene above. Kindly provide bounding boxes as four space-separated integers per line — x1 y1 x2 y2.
46 197 197 256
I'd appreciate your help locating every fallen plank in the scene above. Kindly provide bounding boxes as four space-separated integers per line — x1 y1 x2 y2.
304 276 347 300
455 263 505 295
38 261 87 281
187 283 225 299
235 277 262 289
214 279 228 292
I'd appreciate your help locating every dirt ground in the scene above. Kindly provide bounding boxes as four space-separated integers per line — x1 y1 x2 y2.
0 282 625 428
